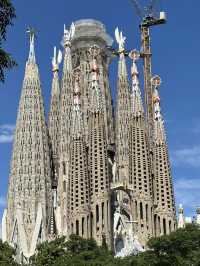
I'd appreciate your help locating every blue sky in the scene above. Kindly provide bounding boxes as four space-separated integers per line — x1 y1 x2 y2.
0 0 200 228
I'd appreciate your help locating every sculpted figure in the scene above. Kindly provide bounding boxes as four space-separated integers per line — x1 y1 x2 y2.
115 27 126 52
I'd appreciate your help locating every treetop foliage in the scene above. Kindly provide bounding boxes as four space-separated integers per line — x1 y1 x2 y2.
0 239 18 266
0 0 17 83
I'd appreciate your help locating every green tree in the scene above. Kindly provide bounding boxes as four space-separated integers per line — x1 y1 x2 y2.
30 225 200 266
0 0 17 83
133 224 200 266
30 235 125 266
0 239 19 266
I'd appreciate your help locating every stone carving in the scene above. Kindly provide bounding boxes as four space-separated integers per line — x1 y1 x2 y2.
52 46 62 71
63 22 75 47
115 27 126 52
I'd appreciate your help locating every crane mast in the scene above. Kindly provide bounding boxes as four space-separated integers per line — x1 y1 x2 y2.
130 0 166 151
141 25 153 150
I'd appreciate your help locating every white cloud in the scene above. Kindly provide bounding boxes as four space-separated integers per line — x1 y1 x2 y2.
0 124 15 144
171 146 200 168
175 177 200 210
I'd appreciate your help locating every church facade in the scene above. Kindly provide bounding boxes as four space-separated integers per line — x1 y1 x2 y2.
2 19 176 261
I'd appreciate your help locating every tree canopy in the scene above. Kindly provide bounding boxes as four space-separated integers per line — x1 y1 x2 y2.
0 239 19 266
0 0 17 83
30 224 200 266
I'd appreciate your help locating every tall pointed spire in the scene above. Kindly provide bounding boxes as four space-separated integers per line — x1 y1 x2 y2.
48 47 62 239
49 47 62 182
87 45 111 246
62 23 75 72
152 75 176 236
3 30 52 261
128 50 153 246
68 67 90 238
115 28 131 183
58 23 75 234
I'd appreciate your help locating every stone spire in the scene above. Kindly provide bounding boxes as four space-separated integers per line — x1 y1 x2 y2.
3 30 52 261
48 47 62 239
68 67 90 238
58 23 75 234
152 76 176 236
49 47 62 185
88 45 111 246
178 204 185 229
115 28 131 183
128 50 153 246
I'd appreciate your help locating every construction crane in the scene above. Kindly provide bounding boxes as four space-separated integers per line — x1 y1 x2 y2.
130 0 166 152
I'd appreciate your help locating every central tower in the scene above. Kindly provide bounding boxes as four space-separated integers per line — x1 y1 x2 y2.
57 19 114 246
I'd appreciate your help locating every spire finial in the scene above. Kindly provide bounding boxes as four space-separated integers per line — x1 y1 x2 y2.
115 27 126 55
26 26 37 64
152 75 162 120
52 46 62 72
129 49 140 76
62 22 75 48
129 49 144 116
152 75 166 143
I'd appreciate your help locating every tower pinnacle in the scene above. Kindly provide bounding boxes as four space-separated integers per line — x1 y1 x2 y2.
27 27 36 64
129 49 144 116
4 30 52 262
152 75 176 235
115 28 131 182
52 46 62 72
152 75 166 144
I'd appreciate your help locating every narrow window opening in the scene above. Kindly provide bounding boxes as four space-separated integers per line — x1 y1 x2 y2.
76 220 79 235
